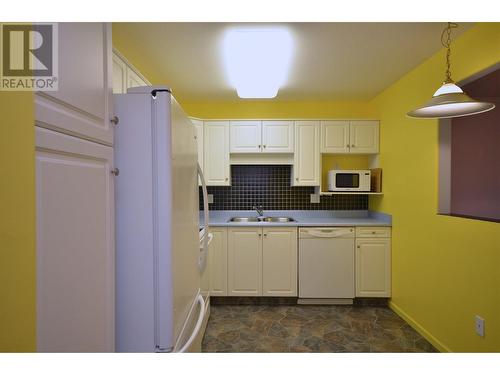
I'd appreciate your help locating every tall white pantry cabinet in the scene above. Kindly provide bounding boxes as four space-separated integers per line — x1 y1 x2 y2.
35 23 115 352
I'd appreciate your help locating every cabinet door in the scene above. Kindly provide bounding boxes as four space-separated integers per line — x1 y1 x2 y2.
262 121 294 153
227 228 262 296
349 121 379 154
126 67 148 90
204 121 230 186
262 228 297 296
191 119 204 186
293 121 320 186
230 121 262 153
321 121 350 153
112 53 127 94
35 23 113 145
35 127 115 352
355 238 391 297
208 228 228 296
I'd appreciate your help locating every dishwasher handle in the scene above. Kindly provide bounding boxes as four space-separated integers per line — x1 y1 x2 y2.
299 227 355 238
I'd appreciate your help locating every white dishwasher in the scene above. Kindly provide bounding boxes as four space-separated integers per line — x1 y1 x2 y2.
298 227 355 304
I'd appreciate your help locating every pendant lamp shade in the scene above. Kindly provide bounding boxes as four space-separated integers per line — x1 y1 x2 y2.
407 23 496 119
407 83 495 119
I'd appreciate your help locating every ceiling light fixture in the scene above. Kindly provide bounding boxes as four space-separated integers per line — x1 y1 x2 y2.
222 28 293 99
407 23 495 119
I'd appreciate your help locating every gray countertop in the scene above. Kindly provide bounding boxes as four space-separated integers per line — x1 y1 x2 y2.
199 210 391 228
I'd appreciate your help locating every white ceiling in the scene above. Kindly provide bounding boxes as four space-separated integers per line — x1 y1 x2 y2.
113 22 472 102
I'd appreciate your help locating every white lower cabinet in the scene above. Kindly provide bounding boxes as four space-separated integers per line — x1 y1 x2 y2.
355 236 391 297
224 227 298 297
263 228 297 296
210 225 391 299
208 227 228 296
227 228 263 296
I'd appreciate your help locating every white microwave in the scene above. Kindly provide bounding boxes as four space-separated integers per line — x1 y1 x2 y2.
328 170 371 192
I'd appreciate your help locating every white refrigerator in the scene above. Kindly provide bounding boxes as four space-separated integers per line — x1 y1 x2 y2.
114 86 210 352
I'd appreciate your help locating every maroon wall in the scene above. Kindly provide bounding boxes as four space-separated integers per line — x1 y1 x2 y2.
450 68 500 221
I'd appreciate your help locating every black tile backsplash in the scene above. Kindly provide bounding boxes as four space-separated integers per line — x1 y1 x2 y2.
200 165 368 211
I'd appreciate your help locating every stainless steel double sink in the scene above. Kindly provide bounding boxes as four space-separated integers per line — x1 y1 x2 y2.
229 216 296 223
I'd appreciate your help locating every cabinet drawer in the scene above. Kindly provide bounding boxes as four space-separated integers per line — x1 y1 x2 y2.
355 227 391 238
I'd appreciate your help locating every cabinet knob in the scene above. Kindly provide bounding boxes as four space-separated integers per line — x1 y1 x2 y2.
111 168 120 176
258 233 262 237
258 145 262 148
357 245 360 248
264 233 267 237
263 145 266 148
372 231 376 234
110 116 119 125
295 178 299 181
351 144 355 147
225 177 228 181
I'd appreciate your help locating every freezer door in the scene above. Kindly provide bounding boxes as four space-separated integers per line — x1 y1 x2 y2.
115 92 157 352
154 92 201 351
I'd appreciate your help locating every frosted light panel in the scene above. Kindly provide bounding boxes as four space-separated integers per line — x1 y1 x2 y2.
223 28 293 98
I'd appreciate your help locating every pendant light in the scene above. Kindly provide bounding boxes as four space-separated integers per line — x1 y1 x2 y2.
407 23 495 119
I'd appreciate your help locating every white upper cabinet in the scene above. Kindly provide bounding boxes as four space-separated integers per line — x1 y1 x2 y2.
321 121 350 153
112 53 127 94
230 120 294 153
126 67 148 90
321 120 379 154
293 121 320 186
230 121 262 153
204 121 230 186
112 50 151 94
262 121 294 153
349 121 379 154
35 23 113 145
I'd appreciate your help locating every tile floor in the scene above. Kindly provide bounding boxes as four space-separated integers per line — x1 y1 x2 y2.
202 305 437 353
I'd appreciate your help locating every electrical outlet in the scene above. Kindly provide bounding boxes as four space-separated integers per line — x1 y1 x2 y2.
207 194 214 204
475 315 485 337
310 194 320 204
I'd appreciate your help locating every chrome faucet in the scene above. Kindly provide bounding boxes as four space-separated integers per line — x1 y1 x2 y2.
253 204 264 217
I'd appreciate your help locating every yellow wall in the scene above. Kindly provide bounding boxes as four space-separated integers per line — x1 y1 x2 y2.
0 91 36 352
370 23 500 352
181 100 377 119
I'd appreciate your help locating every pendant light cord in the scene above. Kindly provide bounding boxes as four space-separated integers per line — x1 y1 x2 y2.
441 22 458 84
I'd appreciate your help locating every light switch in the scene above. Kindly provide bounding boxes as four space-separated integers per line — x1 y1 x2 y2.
207 194 214 204
310 194 320 204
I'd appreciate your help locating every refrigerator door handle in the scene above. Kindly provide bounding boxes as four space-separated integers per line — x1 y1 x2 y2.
198 163 210 269
176 294 206 353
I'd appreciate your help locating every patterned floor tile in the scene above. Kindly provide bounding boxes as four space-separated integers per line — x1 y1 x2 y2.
201 304 438 353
